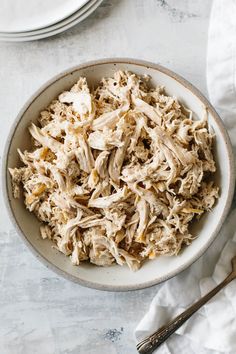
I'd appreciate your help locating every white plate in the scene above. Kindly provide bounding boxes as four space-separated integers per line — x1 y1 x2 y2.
0 0 103 42
3 59 235 291
0 0 90 33
0 0 98 38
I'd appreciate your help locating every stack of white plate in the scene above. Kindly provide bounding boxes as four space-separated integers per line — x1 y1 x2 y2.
0 0 103 42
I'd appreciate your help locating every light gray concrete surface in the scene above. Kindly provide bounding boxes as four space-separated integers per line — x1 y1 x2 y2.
0 1 212 353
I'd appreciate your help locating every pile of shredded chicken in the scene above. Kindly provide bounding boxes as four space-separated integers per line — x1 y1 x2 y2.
9 71 219 270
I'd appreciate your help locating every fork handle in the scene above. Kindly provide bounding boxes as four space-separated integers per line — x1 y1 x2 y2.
137 272 235 354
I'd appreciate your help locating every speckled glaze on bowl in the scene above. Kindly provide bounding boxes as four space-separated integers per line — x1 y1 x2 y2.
3 59 235 291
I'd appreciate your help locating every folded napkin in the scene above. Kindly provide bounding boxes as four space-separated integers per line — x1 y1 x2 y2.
135 1 236 353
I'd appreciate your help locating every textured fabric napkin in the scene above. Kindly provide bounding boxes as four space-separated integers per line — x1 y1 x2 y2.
135 1 236 353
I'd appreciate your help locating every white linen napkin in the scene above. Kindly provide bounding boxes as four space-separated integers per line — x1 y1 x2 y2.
135 1 236 353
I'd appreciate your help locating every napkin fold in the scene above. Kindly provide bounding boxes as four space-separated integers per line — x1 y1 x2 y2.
135 1 236 353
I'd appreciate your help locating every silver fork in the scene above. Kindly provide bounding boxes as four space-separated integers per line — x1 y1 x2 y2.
137 255 236 354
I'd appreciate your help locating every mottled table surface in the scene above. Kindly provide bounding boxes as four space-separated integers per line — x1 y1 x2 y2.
0 1 212 353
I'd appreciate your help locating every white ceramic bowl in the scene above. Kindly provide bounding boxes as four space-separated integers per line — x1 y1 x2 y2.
3 59 235 291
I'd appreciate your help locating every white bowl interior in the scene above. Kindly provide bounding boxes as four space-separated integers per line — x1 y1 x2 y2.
5 61 233 290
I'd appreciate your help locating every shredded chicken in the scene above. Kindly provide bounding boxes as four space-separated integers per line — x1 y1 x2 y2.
9 71 219 271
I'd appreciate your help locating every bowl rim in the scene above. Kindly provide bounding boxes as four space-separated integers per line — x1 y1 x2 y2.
2 58 235 291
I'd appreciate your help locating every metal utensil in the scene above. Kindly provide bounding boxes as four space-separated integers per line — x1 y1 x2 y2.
137 255 236 354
